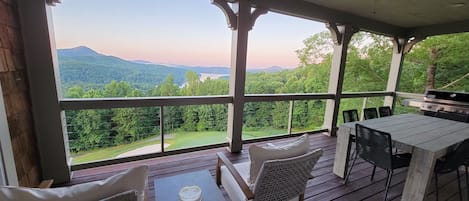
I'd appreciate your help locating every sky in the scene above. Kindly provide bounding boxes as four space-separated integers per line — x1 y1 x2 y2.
51 0 326 69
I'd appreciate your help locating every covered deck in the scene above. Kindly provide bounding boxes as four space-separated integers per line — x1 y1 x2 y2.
69 134 468 201
0 1 466 201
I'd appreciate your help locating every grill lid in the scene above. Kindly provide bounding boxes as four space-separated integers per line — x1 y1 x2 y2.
425 90 469 103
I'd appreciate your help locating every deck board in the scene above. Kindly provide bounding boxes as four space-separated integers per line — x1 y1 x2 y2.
67 133 468 201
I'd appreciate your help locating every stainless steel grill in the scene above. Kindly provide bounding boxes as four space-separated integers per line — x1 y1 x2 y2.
421 90 469 115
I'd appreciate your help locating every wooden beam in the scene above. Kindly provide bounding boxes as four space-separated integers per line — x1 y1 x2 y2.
17 0 71 184
244 93 334 102
384 37 407 107
226 0 251 153
60 96 232 110
407 19 469 38
250 0 406 37
323 25 357 136
211 0 237 30
341 91 393 99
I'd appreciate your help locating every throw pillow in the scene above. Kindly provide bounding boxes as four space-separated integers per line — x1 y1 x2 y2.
248 134 310 183
0 165 148 201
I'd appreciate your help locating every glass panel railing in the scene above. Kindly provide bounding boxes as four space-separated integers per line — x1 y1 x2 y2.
163 104 228 151
66 103 230 164
65 108 161 165
242 102 289 140
291 100 326 133
242 99 328 140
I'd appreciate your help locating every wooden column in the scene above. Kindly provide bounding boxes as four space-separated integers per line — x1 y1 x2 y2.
17 1 70 183
322 24 357 136
212 0 266 152
384 37 424 108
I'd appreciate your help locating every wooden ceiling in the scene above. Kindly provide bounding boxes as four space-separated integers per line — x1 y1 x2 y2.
250 0 469 38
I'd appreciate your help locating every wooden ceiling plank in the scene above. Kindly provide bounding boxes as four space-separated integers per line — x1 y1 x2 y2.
407 19 469 38
250 0 407 37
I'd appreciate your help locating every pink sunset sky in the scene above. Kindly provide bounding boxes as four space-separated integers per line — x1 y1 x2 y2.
51 0 326 69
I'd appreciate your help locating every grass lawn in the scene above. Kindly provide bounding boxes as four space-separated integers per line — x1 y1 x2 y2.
71 128 289 164
71 136 162 164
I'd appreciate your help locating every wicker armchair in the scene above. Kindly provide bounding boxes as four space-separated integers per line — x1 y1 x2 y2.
216 149 322 201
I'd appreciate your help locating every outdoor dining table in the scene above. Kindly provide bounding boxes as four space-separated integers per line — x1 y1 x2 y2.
332 113 469 201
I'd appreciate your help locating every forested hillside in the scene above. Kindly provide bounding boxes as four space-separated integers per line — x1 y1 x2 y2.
63 32 469 153
58 46 188 90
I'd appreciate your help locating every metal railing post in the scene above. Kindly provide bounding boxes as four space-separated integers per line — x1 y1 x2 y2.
160 106 165 153
287 100 294 135
360 97 368 120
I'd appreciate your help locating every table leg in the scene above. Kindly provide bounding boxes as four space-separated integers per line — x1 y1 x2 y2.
333 127 352 178
401 147 437 201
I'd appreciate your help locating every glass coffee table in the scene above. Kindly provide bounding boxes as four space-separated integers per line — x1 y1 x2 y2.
154 170 226 201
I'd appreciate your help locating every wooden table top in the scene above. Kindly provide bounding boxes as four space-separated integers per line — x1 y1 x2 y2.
340 113 469 156
154 170 226 201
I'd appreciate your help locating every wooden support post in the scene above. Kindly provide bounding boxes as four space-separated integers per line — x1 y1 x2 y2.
384 37 407 108
212 0 267 152
17 0 71 183
384 37 424 108
401 147 437 201
332 126 353 178
322 23 357 136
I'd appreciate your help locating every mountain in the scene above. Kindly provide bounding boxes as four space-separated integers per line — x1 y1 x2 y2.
248 66 286 73
57 46 101 57
173 65 231 74
170 65 287 74
130 60 154 65
57 47 188 90
57 46 290 91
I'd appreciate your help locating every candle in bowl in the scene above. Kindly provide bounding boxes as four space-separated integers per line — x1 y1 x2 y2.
178 185 202 201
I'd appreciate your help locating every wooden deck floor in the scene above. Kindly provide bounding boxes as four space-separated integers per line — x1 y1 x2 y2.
69 133 469 201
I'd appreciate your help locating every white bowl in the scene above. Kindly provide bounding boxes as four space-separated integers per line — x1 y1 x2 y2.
178 185 202 201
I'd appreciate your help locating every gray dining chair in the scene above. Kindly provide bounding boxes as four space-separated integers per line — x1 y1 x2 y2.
345 124 412 201
378 106 392 117
363 108 379 120
434 139 469 201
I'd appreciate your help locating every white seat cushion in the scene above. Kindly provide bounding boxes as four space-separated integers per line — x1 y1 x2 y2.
248 134 309 183
220 162 251 201
0 165 148 201
221 162 299 201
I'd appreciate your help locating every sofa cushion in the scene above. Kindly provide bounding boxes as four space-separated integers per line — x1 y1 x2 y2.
0 165 148 201
248 134 309 183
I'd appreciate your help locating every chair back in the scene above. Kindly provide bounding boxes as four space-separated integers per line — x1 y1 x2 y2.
343 109 359 123
253 149 323 201
435 139 469 173
378 106 392 117
435 110 469 123
355 124 393 169
363 108 379 120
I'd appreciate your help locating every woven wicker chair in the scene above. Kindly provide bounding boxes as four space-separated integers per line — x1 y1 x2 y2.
216 149 323 201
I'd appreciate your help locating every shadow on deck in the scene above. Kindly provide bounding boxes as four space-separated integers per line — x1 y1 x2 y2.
68 133 468 201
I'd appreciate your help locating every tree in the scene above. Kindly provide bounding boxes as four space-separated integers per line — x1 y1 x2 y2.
406 33 469 92
181 71 200 96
